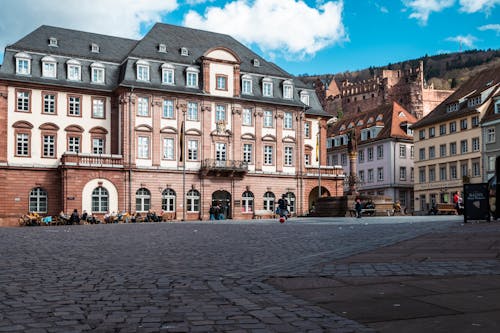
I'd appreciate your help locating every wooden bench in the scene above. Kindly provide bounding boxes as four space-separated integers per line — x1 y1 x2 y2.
437 203 457 215
162 212 176 221
253 210 276 219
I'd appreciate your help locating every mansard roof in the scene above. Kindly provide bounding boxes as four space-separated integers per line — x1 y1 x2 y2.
412 65 500 129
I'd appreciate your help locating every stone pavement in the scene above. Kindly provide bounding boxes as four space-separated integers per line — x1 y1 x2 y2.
0 215 496 332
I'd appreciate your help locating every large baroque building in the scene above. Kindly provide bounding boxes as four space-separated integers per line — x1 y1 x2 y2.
411 66 500 214
327 102 417 210
0 24 343 225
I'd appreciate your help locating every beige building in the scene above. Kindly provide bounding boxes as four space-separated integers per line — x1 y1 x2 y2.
412 66 500 213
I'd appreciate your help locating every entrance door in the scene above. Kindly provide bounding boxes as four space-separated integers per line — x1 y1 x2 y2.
212 190 231 219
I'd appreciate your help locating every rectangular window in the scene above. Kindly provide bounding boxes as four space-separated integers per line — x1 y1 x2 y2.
283 85 293 99
68 136 80 153
304 122 311 138
419 148 425 160
419 130 425 140
472 116 479 127
16 133 29 156
68 96 81 116
242 79 252 94
377 167 384 181
450 164 457 179
243 143 252 163
429 146 435 159
186 72 198 87
162 68 174 85
163 99 174 118
187 102 198 121
137 97 149 117
439 124 446 135
450 142 457 155
91 67 105 84
358 170 365 182
449 121 456 133
242 108 252 126
284 112 293 129
137 65 149 81
68 65 81 80
215 143 226 162
17 90 30 112
340 153 347 166
137 136 149 159
42 62 56 78
215 105 226 122
284 146 293 166
472 137 480 151
216 75 227 91
163 138 174 160
440 144 446 157
472 160 480 177
429 127 435 137
487 128 495 143
264 145 273 165
460 119 468 130
488 156 496 171
411 167 414 181
305 154 311 166
429 166 436 182
43 93 56 114
377 145 384 159
410 146 414 159
263 82 273 97
92 138 104 154
367 169 374 183
440 166 447 181
358 150 364 163
460 139 468 154
92 98 105 119
263 110 273 127
367 147 373 161
400 167 407 180
187 140 198 160
42 135 55 158
16 58 30 75
419 167 426 183
399 144 406 158
461 163 468 177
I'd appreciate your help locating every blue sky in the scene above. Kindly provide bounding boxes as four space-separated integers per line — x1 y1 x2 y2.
0 0 499 75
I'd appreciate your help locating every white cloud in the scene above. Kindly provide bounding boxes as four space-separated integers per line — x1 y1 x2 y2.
459 0 500 13
183 0 347 60
446 34 478 48
184 0 215 5
478 23 500 34
0 0 178 55
402 0 455 25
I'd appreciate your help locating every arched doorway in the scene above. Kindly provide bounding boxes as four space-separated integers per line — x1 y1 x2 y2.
212 190 232 219
309 187 330 213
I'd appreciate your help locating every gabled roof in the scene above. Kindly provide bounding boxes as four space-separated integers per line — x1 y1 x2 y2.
7 25 138 63
328 101 416 142
412 65 500 129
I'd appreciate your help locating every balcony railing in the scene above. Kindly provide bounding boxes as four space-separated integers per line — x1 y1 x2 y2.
200 159 248 177
60 153 124 168
305 166 344 177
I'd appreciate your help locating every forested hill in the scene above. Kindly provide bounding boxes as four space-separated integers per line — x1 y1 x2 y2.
302 49 500 90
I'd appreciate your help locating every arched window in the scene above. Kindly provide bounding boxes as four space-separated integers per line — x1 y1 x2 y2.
162 188 176 212
136 188 151 212
285 192 296 214
29 187 47 213
91 187 108 213
242 191 254 213
186 189 200 212
263 192 275 211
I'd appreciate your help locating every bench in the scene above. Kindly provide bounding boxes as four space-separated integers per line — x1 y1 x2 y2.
162 212 176 221
437 203 457 215
253 210 276 219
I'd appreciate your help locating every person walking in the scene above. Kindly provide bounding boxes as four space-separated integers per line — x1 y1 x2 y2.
355 198 362 218
277 195 289 220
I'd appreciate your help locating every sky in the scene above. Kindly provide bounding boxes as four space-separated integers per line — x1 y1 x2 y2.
0 0 498 76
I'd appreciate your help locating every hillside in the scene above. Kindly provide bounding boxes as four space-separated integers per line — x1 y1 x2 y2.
301 49 500 90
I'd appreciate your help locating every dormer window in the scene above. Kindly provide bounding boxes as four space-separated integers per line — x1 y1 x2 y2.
447 102 460 112
66 59 81 81
136 60 150 81
41 56 57 78
48 37 58 47
262 77 273 97
300 91 310 106
241 75 252 95
90 62 105 84
91 43 100 53
180 47 189 56
15 52 31 75
158 43 167 53
252 58 260 67
283 80 293 99
467 96 482 107
186 66 199 88
161 63 175 85
495 99 500 114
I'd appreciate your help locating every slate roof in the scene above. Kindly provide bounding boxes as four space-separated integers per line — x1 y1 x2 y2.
412 65 500 129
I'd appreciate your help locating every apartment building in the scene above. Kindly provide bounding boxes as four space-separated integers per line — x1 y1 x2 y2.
412 66 500 213
0 24 343 225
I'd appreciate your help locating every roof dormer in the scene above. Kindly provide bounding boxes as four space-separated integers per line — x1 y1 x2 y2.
180 47 189 56
48 37 58 47
91 43 100 53
252 58 260 67
158 43 167 53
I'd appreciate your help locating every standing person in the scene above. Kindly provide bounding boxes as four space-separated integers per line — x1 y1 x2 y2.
355 198 362 218
209 204 216 221
453 191 461 214
277 195 288 219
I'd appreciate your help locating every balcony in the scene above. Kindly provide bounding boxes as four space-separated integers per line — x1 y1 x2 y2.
305 166 344 178
200 159 248 178
60 153 124 168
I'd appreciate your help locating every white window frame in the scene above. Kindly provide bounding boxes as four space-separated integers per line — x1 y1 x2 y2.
263 111 273 128
284 146 293 166
91 187 108 213
487 128 496 143
91 63 105 84
136 188 151 212
187 140 198 160
300 92 310 106
137 97 149 117
460 139 468 154
242 108 252 126
264 145 273 165
92 98 105 119
243 143 252 163
472 137 480 152
186 190 200 212
16 133 29 156
215 105 226 122
284 112 293 129
242 77 252 94
136 62 150 81
187 102 198 121
92 138 104 154
262 79 273 97
399 144 406 158
15 53 31 75
42 58 57 78
68 136 80 153
163 99 174 119
400 167 407 181
163 137 174 160
137 136 150 159
377 167 384 181
42 135 56 158
283 82 293 99
67 64 81 81
186 67 199 88
162 63 175 85
377 145 384 159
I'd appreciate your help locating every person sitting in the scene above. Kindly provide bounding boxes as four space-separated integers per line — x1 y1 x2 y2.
69 209 80 225
59 211 70 224
110 211 118 223
146 210 154 222
104 211 111 224
87 214 97 224
393 201 402 215
277 195 289 219
81 210 88 223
